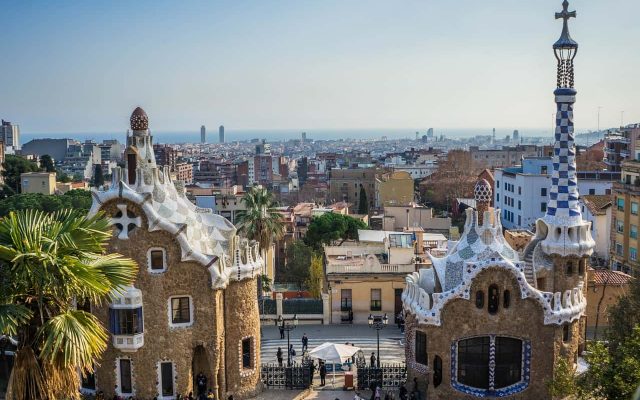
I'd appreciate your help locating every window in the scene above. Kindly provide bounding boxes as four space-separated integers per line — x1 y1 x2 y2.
475 291 484 309
503 290 511 309
541 188 547 197
496 193 500 202
488 285 499 314
518 215 521 226
109 308 143 335
169 296 192 327
341 289 352 311
433 355 443 387
242 337 253 369
618 198 625 211
632 202 639 215
389 234 412 248
81 371 96 391
370 289 382 311
631 248 638 262
562 324 571 342
518 200 521 210
579 260 585 276
415 331 427 365
160 362 174 397
118 359 133 395
455 336 526 394
518 186 521 195
496 181 500 189
632 225 638 239
589 188 596 195
457 336 490 389
617 220 625 234
541 202 547 212
148 248 166 272
541 166 548 174
616 242 623 256
566 261 574 276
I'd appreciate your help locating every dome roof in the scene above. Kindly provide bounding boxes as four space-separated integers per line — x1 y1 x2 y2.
474 179 492 203
130 107 149 130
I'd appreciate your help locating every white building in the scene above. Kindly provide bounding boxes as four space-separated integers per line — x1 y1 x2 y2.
1 119 20 150
579 195 612 264
394 162 438 179
494 157 617 230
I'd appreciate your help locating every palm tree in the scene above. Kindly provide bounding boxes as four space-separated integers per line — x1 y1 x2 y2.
0 209 137 400
235 186 285 294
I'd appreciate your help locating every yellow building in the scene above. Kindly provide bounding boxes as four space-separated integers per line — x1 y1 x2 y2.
586 268 633 338
611 160 640 274
375 170 414 207
20 171 56 194
325 230 423 324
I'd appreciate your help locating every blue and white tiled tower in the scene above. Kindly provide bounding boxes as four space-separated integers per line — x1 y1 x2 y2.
537 0 595 258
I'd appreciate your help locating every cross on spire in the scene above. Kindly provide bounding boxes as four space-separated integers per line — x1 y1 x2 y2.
555 0 576 23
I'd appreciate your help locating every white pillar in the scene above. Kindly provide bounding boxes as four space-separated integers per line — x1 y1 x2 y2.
276 292 284 317
322 293 330 325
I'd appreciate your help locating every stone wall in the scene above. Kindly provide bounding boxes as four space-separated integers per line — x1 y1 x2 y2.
224 278 263 398
405 268 564 400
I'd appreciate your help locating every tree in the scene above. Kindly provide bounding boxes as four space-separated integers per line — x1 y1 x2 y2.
281 241 313 289
2 155 39 193
0 209 137 400
93 165 105 187
0 190 93 217
546 357 578 399
421 150 478 211
358 185 369 214
39 155 55 173
235 186 285 256
304 213 368 251
56 171 71 183
307 254 324 299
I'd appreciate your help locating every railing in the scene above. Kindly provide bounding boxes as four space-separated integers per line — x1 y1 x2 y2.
261 362 312 389
326 263 415 274
259 299 277 315
356 364 407 390
282 298 323 315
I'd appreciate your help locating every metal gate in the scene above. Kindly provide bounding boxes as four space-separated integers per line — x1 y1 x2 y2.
260 355 312 389
356 363 407 390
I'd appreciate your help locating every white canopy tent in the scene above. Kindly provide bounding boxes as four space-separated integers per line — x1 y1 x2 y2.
308 342 360 385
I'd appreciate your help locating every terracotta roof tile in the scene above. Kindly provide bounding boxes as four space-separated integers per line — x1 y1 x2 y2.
581 195 612 216
589 268 634 285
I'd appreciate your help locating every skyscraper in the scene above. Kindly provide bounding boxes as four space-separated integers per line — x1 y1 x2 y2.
200 125 206 143
301 131 307 142
1 119 20 150
219 125 225 143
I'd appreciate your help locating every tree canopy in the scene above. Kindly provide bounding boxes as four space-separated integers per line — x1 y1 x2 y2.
39 155 55 173
280 240 313 289
306 254 324 299
304 212 368 251
2 155 40 193
235 186 284 254
358 185 369 214
0 190 92 217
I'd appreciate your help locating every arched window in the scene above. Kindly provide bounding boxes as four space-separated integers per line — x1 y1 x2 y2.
562 324 571 342
503 290 511 309
566 261 574 276
475 291 484 309
454 336 527 396
433 355 442 388
488 285 499 314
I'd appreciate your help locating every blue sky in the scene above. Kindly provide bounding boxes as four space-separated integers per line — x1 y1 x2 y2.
0 0 638 134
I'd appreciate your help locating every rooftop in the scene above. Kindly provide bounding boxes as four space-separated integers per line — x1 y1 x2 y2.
581 195 612 216
589 268 634 286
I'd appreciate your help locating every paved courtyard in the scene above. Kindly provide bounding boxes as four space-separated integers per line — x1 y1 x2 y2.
260 324 406 365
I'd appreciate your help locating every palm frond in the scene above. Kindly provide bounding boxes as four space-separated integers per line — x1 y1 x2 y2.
38 309 108 371
0 304 33 336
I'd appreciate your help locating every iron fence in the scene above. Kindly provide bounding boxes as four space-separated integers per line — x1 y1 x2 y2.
260 361 312 389
356 363 407 390
282 298 323 314
259 299 277 315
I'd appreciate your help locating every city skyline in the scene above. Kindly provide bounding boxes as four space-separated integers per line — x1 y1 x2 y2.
1 0 638 133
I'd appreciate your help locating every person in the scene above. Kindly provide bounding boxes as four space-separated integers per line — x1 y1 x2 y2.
374 385 382 400
207 389 215 399
302 333 309 351
319 362 327 386
309 359 316 385
228 396 234 400
279 324 285 339
276 346 283 366
411 377 421 400
289 344 296 362
196 372 207 396
370 352 377 367
188 392 195 400
399 383 408 400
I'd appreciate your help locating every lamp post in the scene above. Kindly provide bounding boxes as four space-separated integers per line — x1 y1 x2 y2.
277 314 298 366
368 313 388 367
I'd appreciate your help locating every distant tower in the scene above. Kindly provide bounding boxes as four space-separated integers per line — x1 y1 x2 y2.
427 128 434 138
415 132 419 140
513 129 520 142
219 125 225 143
492 128 496 144
200 125 206 143
302 132 307 142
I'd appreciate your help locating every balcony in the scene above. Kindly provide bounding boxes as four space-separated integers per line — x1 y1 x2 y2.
326 263 416 274
112 333 144 352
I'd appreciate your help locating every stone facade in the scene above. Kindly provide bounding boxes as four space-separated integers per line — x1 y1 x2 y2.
87 108 263 399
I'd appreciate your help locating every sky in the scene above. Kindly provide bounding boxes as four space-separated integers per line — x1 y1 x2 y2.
0 0 638 135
